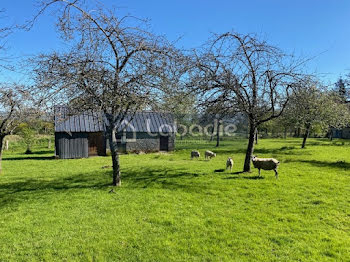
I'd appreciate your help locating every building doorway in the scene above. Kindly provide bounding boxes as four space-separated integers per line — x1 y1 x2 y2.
88 132 105 156
160 136 169 151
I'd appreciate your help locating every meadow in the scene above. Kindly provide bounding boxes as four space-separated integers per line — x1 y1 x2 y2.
0 137 349 261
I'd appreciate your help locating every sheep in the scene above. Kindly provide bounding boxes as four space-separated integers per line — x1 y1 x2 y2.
191 150 200 159
226 157 234 171
251 156 280 178
205 150 216 160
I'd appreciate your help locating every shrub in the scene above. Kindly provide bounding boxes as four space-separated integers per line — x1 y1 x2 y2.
17 123 36 154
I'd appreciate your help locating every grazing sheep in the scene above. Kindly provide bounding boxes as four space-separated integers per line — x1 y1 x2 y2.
191 150 200 159
251 156 280 178
226 157 234 171
205 150 216 160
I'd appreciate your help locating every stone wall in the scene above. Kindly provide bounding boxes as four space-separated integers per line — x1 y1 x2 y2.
106 132 175 152
126 137 160 152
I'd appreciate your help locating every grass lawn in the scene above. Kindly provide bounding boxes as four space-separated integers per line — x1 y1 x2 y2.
0 138 349 261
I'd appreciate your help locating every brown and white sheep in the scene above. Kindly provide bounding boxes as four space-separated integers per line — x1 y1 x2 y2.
205 150 216 160
251 156 280 178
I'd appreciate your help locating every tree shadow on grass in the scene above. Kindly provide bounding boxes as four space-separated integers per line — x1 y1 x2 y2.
254 147 311 156
216 170 244 174
0 157 277 210
0 171 111 209
3 156 56 161
243 175 265 180
122 167 209 192
0 173 110 192
287 159 350 170
0 163 211 210
29 150 55 155
123 163 272 191
223 174 264 180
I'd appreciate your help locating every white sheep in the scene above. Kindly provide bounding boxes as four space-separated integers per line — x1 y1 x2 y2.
251 156 280 178
226 157 234 171
191 150 200 159
205 150 216 160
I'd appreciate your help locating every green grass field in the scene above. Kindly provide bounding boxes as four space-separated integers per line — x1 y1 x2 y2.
0 138 349 261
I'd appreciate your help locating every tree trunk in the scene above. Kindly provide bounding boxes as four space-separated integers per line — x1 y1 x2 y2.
25 144 32 154
255 129 258 145
210 120 215 142
107 127 121 186
0 136 4 174
297 127 301 137
328 129 333 141
301 124 311 149
216 121 220 147
243 123 256 172
284 127 287 139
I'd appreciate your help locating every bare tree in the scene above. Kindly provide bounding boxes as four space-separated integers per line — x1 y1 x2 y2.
200 101 237 147
0 10 38 173
33 0 180 186
191 32 303 172
0 9 14 72
0 86 36 172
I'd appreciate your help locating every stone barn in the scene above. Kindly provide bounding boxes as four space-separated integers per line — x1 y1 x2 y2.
54 108 176 159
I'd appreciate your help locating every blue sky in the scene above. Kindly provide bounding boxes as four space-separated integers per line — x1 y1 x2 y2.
1 0 350 84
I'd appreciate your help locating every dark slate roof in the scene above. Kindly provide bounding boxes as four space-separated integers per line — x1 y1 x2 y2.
54 107 176 133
